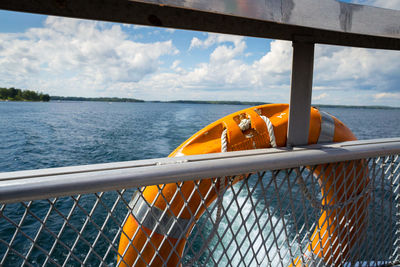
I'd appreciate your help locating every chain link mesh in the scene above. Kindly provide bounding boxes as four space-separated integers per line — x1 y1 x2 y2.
1 155 399 266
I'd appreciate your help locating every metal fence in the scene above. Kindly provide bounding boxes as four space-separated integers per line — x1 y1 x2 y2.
0 139 399 266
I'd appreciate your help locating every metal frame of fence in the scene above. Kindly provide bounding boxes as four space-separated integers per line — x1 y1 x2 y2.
1 138 399 203
0 138 399 266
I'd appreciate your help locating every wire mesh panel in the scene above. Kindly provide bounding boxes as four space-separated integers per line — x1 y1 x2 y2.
0 155 399 266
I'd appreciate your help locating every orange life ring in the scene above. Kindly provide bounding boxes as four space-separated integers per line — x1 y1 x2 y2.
117 103 369 266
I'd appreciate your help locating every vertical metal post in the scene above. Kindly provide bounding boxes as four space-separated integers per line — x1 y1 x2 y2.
287 41 315 147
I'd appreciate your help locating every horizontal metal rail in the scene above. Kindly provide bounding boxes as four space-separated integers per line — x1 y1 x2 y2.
1 138 400 204
0 0 399 50
1 138 399 266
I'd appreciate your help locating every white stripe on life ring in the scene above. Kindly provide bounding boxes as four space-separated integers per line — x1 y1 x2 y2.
129 191 191 239
318 111 335 144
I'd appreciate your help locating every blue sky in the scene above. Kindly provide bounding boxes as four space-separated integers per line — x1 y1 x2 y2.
0 0 399 106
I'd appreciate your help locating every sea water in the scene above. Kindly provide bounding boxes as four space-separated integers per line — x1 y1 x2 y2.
1 101 399 172
0 101 399 265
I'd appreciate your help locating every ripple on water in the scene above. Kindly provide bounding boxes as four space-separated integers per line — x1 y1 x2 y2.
1 102 399 265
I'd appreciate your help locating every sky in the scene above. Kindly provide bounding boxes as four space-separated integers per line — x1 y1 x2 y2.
0 0 399 106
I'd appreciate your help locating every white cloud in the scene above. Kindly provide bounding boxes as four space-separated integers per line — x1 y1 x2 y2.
209 39 246 63
254 40 292 74
314 44 400 93
132 25 150 30
165 28 175 33
189 33 245 50
1 17 399 106
171 60 181 69
0 17 178 97
313 93 329 101
174 32 400 106
185 38 291 90
128 38 292 102
374 92 400 99
171 60 184 73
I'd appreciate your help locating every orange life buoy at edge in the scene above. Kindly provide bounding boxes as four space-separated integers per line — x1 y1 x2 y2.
117 103 369 266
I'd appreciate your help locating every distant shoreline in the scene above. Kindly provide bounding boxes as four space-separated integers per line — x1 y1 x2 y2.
149 100 268 106
49 96 400 109
50 96 144 103
1 87 50 102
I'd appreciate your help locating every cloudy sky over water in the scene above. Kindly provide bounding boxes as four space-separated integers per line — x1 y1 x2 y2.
0 0 399 106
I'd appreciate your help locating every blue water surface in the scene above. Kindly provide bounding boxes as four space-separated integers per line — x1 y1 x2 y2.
0 101 245 172
0 101 399 266
1 101 399 172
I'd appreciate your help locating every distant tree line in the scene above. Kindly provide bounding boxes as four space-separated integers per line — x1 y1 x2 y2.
51 96 144 102
0 87 50 102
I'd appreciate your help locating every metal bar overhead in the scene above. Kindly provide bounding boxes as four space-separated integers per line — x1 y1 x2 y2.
0 0 400 50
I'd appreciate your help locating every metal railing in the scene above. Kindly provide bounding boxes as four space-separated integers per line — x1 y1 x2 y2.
0 138 400 266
